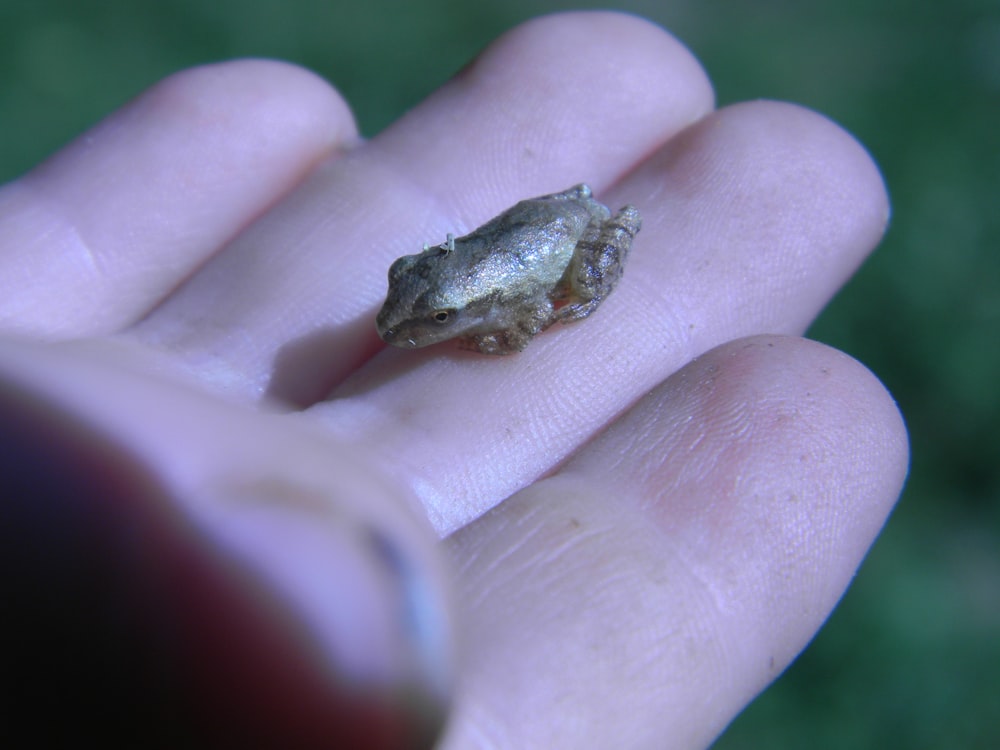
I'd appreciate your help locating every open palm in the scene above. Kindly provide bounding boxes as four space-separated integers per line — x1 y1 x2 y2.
0 13 907 749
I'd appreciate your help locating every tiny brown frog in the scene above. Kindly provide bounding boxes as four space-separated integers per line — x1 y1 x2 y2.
376 184 641 355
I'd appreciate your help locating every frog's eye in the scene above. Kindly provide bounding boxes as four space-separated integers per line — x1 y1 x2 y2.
432 309 454 324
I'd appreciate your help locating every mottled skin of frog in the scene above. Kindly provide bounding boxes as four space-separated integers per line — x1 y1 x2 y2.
376 184 641 355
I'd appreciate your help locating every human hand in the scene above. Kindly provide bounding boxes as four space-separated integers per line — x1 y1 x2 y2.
0 12 907 749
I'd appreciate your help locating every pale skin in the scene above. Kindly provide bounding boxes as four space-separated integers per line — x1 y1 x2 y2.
0 12 907 750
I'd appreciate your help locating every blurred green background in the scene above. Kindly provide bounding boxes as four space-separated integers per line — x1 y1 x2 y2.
1 0 997 746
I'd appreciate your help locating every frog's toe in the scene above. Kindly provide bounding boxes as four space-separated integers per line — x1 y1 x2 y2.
613 205 642 236
556 297 602 323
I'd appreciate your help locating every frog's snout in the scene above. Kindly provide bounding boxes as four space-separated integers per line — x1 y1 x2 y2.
375 306 396 341
376 311 418 349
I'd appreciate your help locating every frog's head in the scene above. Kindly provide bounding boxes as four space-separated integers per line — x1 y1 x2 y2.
376 245 485 349
377 303 461 349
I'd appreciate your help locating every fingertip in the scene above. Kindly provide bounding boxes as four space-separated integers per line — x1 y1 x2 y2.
710 334 909 501
29 57 359 198
466 10 715 119
375 10 715 209
750 99 889 233
618 99 891 343
678 99 890 254
0 59 358 339
554 334 907 720
610 334 908 529
139 58 359 155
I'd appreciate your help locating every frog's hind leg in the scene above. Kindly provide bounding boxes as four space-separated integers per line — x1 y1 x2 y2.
557 205 642 323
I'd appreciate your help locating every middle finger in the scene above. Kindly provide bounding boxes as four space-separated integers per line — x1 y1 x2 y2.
316 100 889 535
129 13 713 403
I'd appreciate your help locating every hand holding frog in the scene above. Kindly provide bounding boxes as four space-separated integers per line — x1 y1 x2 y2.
0 12 907 748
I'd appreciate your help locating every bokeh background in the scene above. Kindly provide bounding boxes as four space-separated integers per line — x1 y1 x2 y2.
1 0 997 747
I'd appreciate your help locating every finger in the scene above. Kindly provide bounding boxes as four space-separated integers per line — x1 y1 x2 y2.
129 12 714 403
617 99 890 339
440 335 908 750
0 338 450 747
369 11 713 209
320 100 890 535
0 60 355 339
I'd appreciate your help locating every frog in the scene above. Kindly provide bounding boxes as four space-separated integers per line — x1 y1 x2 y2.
375 184 641 355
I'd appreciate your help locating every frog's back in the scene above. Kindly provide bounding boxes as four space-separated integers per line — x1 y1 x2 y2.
463 193 600 275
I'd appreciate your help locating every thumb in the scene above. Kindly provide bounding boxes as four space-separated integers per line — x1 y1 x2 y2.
0 338 452 749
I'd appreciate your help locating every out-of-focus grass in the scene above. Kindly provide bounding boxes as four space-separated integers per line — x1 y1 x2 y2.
1 1 996 747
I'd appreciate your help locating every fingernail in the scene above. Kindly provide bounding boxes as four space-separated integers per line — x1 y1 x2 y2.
198 483 453 716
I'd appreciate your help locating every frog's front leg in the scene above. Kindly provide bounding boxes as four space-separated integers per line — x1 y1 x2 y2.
462 304 554 354
461 328 533 355
558 205 642 322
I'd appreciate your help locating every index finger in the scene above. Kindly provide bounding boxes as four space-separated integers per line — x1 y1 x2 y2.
0 60 354 339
